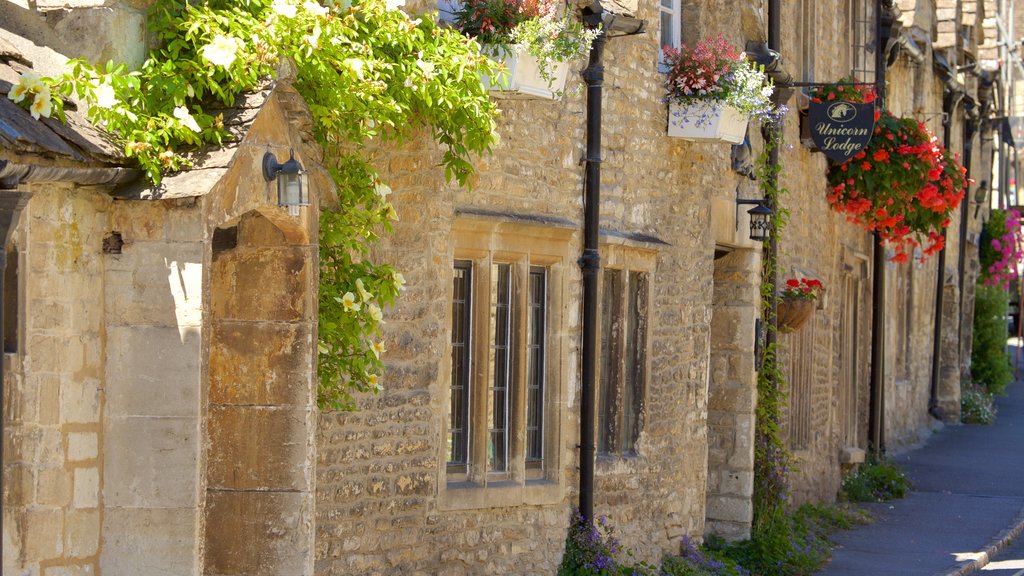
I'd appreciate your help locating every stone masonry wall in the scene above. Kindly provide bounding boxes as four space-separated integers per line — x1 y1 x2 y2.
314 0 761 571
3 186 110 576
102 197 205 575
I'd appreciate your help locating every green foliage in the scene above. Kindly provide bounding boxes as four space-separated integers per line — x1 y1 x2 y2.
558 509 656 576
707 505 865 576
660 537 749 576
840 457 911 502
980 209 1009 279
17 0 501 409
972 283 1013 396
961 380 998 425
752 116 793 532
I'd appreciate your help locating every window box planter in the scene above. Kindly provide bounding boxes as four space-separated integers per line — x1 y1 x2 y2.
777 299 815 334
482 46 568 100
667 101 748 143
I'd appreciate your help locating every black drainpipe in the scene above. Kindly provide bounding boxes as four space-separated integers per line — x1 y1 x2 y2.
578 19 605 525
868 0 895 457
577 8 644 525
929 88 964 419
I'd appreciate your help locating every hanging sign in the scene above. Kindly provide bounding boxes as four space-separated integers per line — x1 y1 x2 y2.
808 100 876 162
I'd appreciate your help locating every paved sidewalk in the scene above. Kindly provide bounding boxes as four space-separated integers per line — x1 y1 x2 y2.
816 375 1024 576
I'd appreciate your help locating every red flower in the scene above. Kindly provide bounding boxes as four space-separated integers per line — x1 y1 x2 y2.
873 149 890 162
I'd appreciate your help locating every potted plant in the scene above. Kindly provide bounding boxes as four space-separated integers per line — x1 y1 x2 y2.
800 77 876 151
777 277 824 333
825 110 969 263
453 0 599 99
663 34 775 143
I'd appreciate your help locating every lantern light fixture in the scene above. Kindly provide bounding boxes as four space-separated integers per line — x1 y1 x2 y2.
736 197 773 242
263 150 309 216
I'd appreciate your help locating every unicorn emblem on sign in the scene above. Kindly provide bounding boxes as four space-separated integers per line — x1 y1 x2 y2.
827 102 857 121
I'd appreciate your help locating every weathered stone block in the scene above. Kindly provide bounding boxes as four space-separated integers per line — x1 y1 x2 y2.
206 405 314 492
208 320 313 406
36 467 71 507
66 509 100 558
67 432 98 462
210 246 311 322
204 490 313 576
106 325 201 418
101 507 199 576
58 378 101 425
72 467 99 509
103 416 199 508
24 506 63 561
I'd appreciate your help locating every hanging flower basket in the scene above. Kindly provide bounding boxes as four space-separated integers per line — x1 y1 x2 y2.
454 0 597 101
667 101 748 143
825 110 969 263
776 278 824 333
777 299 816 334
482 45 569 100
662 34 775 143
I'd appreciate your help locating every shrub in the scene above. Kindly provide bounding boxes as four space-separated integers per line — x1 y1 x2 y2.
972 283 1014 395
704 505 859 576
961 381 998 424
840 457 911 502
660 537 750 576
559 508 656 576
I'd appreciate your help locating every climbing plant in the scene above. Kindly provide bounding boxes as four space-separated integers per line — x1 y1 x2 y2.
752 118 793 535
8 0 501 409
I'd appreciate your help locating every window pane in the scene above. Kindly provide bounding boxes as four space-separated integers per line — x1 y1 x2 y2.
660 11 675 50
599 269 622 454
526 268 546 464
488 263 512 473
449 261 472 466
622 272 647 454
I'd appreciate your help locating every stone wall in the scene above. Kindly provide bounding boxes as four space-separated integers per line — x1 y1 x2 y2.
3 186 110 576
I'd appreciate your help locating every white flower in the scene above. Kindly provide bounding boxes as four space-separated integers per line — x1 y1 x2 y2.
341 292 361 312
201 34 241 68
92 83 117 109
385 204 399 221
272 0 298 17
374 182 392 200
8 71 41 103
304 0 328 16
367 372 382 392
367 303 384 323
356 278 373 302
173 106 201 132
371 340 386 359
29 90 52 119
385 0 405 10
392 271 406 291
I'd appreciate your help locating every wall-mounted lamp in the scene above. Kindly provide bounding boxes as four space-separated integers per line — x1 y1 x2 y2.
736 198 773 242
263 150 309 216
974 180 988 218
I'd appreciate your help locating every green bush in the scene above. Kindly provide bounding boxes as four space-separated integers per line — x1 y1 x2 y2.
558 509 656 576
840 458 911 502
972 284 1014 395
703 505 862 576
961 381 998 424
660 537 750 576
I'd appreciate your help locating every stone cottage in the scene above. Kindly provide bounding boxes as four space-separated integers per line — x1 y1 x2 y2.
0 0 1009 574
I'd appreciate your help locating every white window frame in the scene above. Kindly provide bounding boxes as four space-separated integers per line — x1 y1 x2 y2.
659 0 682 67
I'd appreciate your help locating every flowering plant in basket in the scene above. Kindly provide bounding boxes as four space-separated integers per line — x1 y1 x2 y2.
453 0 598 87
781 278 824 301
809 76 876 104
826 110 969 263
663 34 776 125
